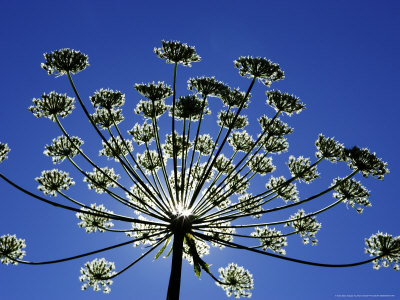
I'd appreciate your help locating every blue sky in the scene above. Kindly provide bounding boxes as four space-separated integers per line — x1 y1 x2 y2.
0 1 399 299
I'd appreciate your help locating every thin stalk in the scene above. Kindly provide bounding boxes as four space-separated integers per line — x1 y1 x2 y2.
196 232 381 268
180 117 187 204
188 107 229 209
171 62 179 204
67 156 167 219
182 117 193 207
195 170 358 226
185 96 210 207
0 172 164 225
67 73 136 180
190 77 256 208
151 105 175 206
6 231 167 265
200 157 325 222
54 114 163 216
66 72 162 207
195 111 281 215
145 142 170 210
110 118 161 197
108 236 169 279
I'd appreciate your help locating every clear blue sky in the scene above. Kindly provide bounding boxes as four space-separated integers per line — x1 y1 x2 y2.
0 1 399 299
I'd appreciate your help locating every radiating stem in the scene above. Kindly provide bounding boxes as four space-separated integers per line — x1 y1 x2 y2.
171 62 179 204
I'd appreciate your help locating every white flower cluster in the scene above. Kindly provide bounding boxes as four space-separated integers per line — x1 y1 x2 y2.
216 263 254 298
29 92 75 121
84 167 120 194
173 95 209 120
218 111 248 129
125 184 155 214
236 194 262 218
137 150 162 174
228 131 254 152
287 156 319 184
365 232 400 271
90 88 125 109
163 131 191 158
248 154 275 176
259 135 288 154
41 48 88 76
234 56 284 86
315 134 344 162
206 222 235 249
251 226 287 255
127 216 165 247
266 90 305 116
266 176 299 202
258 116 293 137
76 204 114 233
99 136 133 161
0 234 26 265
188 76 229 99
286 209 321 245
226 173 249 195
79 258 116 293
91 108 124 130
219 88 249 108
333 178 371 214
35 169 75 196
205 186 231 210
343 147 389 180
128 122 155 145
134 82 172 102
154 40 201 66
195 134 214 155
213 154 235 174
44 135 83 164
0 142 10 163
134 99 168 119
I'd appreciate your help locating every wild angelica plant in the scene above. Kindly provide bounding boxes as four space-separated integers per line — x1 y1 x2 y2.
0 40 398 299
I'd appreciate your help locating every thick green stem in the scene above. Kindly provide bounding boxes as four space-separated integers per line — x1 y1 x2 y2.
166 230 184 300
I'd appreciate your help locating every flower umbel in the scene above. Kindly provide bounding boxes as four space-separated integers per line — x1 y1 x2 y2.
135 82 173 101
188 77 229 98
287 156 319 184
266 90 305 116
44 136 83 164
365 232 400 270
217 263 254 298
84 167 120 194
99 136 133 161
90 89 125 109
315 134 344 163
0 41 396 299
251 226 287 255
0 142 10 163
35 169 75 196
29 92 75 121
333 178 371 214
286 209 321 245
41 48 88 76
128 122 155 145
76 204 114 233
0 234 26 265
154 40 201 66
174 95 210 120
343 146 389 180
80 258 116 293
234 56 284 86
